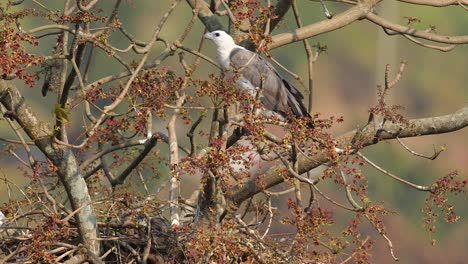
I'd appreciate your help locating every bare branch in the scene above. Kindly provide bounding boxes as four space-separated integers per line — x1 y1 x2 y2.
313 185 360 211
291 0 315 112
187 113 206 157
80 140 145 170
339 236 371 264
270 0 380 49
229 106 468 205
364 214 399 261
340 170 363 210
185 0 225 31
260 197 274 239
358 152 432 191
397 0 468 6
77 0 99 11
174 42 220 68
397 137 445 160
367 12 468 45
103 0 181 113
386 61 407 89
0 79 100 253
401 33 457 52
111 135 158 186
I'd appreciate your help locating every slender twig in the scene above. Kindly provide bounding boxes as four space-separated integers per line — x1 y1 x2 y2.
187 113 205 157
318 0 333 18
396 137 444 160
77 0 99 11
56 3 180 149
260 197 274 239
459 0 468 10
313 185 360 211
339 236 371 264
83 163 102 180
292 0 315 112
339 170 363 210
112 136 158 186
367 12 468 45
220 0 237 25
26 24 74 34
386 61 407 89
7 149 30 168
264 188 295 196
273 149 320 186
2 106 36 166
103 0 181 113
402 33 457 52
268 56 304 83
0 137 35 145
80 140 145 170
137 170 150 195
175 43 220 68
39 177 71 215
364 214 399 261
118 25 147 46
357 152 432 191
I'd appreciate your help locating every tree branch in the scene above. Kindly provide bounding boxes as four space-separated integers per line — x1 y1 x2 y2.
228 106 468 205
184 0 225 31
366 12 468 45
397 0 468 6
270 0 382 49
0 80 99 253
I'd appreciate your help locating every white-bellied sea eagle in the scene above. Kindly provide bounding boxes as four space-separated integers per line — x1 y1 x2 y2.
204 30 313 128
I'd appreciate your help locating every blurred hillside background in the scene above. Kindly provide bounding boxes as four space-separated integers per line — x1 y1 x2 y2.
0 1 466 263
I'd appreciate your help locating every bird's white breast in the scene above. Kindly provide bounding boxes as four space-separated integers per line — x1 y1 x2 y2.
216 48 232 70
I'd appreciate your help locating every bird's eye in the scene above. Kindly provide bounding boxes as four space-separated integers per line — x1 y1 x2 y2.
214 32 220 37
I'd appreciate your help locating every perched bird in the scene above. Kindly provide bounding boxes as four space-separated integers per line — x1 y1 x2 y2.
204 30 312 127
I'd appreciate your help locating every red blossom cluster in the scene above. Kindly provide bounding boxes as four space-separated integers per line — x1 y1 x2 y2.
0 18 43 87
422 171 467 241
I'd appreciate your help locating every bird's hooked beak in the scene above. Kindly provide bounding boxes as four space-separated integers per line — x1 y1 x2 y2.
204 32 212 40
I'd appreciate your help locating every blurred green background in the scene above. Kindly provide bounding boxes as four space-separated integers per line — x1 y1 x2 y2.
0 1 467 263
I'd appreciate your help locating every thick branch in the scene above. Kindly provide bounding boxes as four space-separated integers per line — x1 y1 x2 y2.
270 0 382 49
184 0 225 31
0 80 99 253
366 12 468 45
228 106 468 205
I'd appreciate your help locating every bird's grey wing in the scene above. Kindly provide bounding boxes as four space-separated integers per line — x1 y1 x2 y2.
281 78 310 118
229 48 290 116
229 48 309 118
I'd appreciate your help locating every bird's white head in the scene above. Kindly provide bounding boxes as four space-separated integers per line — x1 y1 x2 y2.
204 30 239 69
204 30 236 49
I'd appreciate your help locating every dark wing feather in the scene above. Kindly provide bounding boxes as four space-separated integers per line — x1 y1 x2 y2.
229 48 310 119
